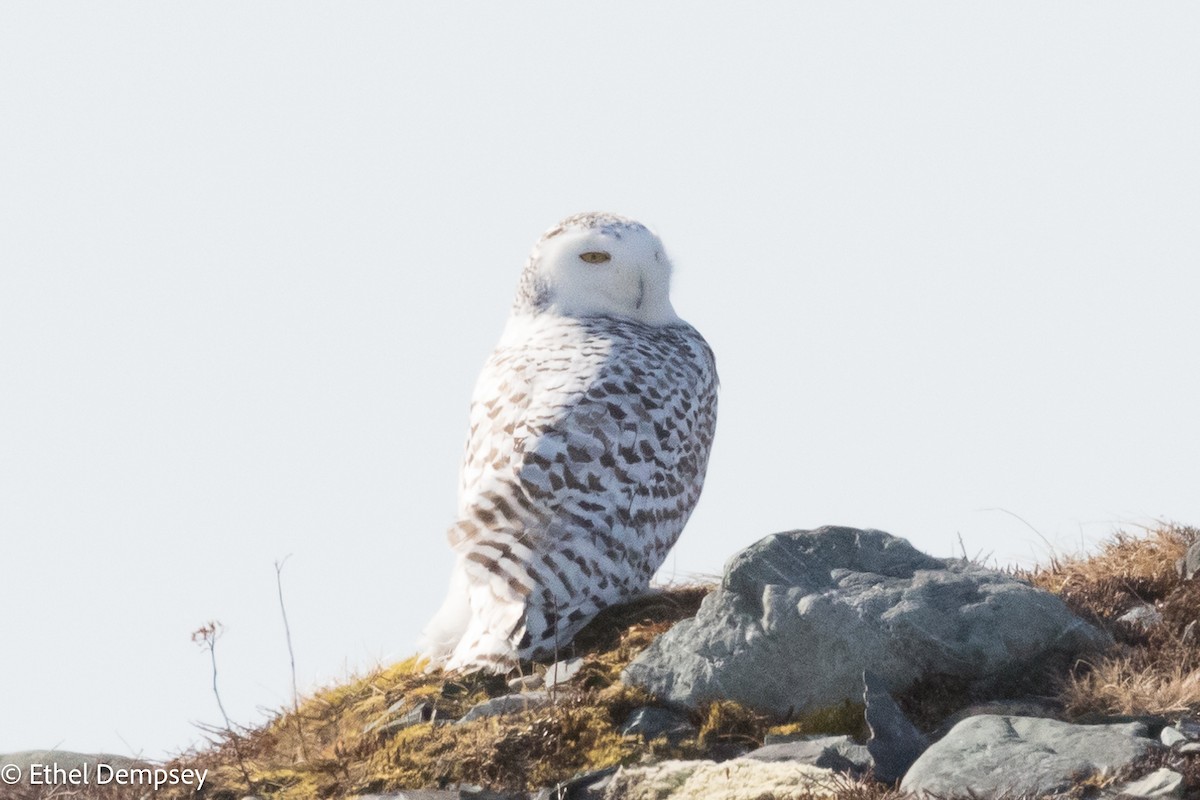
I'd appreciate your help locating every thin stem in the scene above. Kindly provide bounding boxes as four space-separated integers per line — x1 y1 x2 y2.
275 556 311 762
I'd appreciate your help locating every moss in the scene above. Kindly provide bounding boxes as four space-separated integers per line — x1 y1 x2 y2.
768 700 867 740
799 700 867 738
594 682 655 723
697 700 769 749
360 700 642 791
151 586 711 799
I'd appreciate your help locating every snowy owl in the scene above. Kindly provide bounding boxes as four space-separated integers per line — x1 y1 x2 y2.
417 212 718 673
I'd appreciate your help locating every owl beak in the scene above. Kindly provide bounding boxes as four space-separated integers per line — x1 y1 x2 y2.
636 276 645 310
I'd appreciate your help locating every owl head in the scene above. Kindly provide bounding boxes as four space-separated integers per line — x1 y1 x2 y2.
514 212 680 326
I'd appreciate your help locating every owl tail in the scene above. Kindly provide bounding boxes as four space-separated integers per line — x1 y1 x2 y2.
415 562 473 669
417 550 529 674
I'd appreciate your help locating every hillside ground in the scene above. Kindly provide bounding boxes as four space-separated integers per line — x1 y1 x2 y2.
18 524 1199 800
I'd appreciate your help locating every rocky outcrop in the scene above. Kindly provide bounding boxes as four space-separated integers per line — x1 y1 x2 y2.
863 671 926 783
353 791 521 800
899 715 1159 797
623 526 1111 716
618 707 696 745
1111 767 1186 799
602 758 840 800
743 736 871 776
457 692 552 723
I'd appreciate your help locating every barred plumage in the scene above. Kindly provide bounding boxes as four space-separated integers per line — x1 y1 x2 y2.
417 213 718 673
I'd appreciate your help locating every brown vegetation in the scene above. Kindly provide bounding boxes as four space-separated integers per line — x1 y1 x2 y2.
1025 524 1200 718
161 585 721 799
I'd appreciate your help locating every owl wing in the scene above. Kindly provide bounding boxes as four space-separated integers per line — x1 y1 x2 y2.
438 318 717 670
516 323 718 588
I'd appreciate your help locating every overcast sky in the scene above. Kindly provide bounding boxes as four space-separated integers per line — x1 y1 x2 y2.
2 2 1197 761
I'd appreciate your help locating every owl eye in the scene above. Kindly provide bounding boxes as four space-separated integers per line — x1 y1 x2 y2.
579 251 611 264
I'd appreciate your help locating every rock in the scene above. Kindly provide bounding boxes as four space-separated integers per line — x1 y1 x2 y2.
706 742 754 763
762 732 805 745
930 698 1064 740
624 527 1111 717
1175 717 1200 739
534 767 617 800
744 736 872 776
457 692 551 723
508 674 545 692
353 794 460 800
863 671 926 783
365 701 435 735
1179 742 1200 754
602 757 840 800
1118 604 1163 629
618 707 697 745
543 657 585 688
1074 713 1172 738
1110 767 1184 798
353 789 524 800
1161 726 1188 747
459 787 525 800
1177 540 1200 580
900 715 1158 797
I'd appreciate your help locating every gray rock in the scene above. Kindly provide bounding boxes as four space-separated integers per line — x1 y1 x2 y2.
744 735 872 775
508 673 545 692
365 700 435 734
543 657 585 688
761 731 805 745
863 671 926 783
1179 742 1200 754
624 527 1111 717
930 698 1064 740
457 692 551 723
1177 540 1200 580
353 789 524 800
602 758 840 800
1161 725 1188 746
900 715 1159 797
1074 713 1172 738
1175 717 1200 739
1110 767 1184 799
618 707 696 745
1118 604 1163 629
533 766 617 800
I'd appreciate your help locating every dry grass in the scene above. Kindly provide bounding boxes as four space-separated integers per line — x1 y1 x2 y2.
145 585 715 799
1064 656 1200 717
1024 524 1197 624
1023 523 1200 719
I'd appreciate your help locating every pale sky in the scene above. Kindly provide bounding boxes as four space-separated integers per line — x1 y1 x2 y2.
2 2 1198 761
